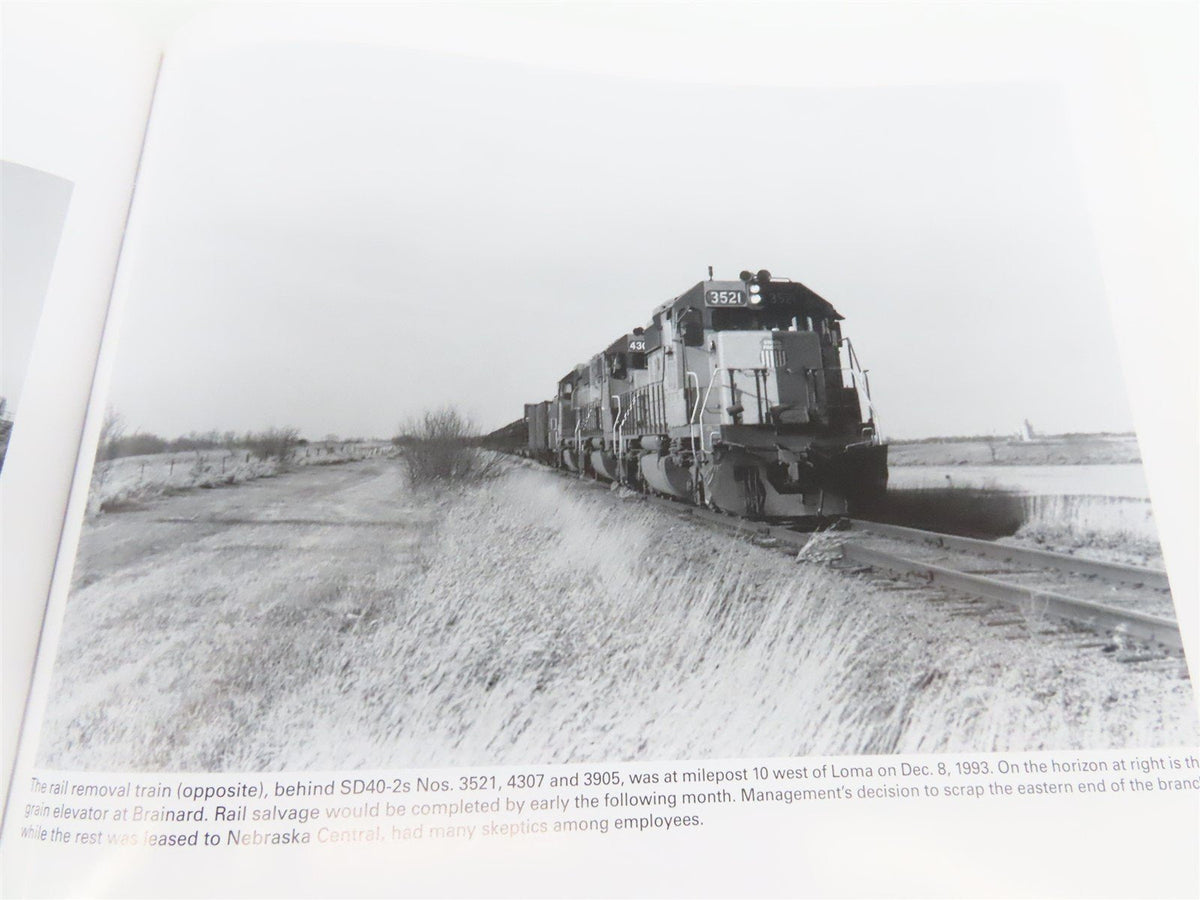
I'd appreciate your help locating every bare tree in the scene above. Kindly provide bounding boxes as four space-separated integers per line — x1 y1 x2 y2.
89 407 126 505
97 408 125 461
396 407 495 485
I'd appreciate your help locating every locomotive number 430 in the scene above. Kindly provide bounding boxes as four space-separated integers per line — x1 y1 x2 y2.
706 290 746 306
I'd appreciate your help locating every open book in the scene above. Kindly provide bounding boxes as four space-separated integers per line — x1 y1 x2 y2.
3 4 1198 896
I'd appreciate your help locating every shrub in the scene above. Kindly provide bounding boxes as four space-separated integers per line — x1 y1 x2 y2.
89 408 127 502
243 427 301 462
396 408 494 485
853 486 1026 538
96 408 126 462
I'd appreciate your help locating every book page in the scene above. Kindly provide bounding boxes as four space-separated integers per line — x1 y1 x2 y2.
4 3 1197 897
0 1 165 815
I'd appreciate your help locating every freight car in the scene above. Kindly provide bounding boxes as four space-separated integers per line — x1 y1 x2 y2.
523 269 887 521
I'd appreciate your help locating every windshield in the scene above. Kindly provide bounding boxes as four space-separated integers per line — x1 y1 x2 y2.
710 307 812 332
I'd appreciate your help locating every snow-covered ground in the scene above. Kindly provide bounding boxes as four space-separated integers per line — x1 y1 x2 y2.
1009 494 1165 569
87 441 391 513
38 458 1196 771
887 460 1163 568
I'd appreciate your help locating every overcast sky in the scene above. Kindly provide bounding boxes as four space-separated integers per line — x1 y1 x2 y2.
109 39 1134 441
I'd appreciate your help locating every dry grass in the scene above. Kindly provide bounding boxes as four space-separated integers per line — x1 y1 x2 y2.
855 486 1026 537
1013 494 1164 568
862 482 1166 567
38 461 1196 771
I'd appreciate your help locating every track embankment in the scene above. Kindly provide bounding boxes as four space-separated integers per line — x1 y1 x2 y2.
552 467 1184 659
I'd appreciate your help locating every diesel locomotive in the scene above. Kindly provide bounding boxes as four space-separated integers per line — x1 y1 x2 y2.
523 269 887 520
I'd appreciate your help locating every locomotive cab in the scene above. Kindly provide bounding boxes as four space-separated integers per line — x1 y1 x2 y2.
668 273 877 437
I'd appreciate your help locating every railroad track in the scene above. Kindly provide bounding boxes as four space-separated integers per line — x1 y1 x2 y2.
641 492 1181 656
535 463 1184 657
839 519 1181 655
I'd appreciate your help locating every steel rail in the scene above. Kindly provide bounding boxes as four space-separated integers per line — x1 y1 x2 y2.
841 541 1183 654
848 518 1170 591
546 468 1183 653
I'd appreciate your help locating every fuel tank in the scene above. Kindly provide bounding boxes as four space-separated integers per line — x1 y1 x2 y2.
590 450 620 481
639 454 691 499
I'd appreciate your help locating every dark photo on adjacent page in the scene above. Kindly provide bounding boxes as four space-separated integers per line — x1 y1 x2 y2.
1 161 74 472
34 44 1197 772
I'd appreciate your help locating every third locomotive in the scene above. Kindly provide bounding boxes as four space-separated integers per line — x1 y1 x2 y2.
523 269 887 521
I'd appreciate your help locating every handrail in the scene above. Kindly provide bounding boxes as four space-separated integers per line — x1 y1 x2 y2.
842 337 880 436
686 370 703 458
686 371 701 423
699 371 720 452
610 394 622 453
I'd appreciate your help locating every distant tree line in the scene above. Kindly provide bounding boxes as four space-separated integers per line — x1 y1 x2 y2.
98 415 305 463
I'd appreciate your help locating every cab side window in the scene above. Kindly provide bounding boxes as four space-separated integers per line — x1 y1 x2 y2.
609 353 628 380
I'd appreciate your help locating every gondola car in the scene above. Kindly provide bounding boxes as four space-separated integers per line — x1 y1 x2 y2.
525 269 887 521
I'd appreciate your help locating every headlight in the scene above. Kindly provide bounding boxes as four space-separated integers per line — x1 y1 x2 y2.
749 284 761 294
749 294 762 305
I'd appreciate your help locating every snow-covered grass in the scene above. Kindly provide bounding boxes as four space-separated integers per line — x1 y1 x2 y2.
88 442 391 514
39 461 1196 771
867 479 1165 567
1013 494 1164 568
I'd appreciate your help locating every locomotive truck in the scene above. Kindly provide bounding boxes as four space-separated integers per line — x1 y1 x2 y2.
524 269 887 521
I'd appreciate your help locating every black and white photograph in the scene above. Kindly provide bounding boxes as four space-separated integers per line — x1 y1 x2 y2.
1 161 74 472
31 25 1196 773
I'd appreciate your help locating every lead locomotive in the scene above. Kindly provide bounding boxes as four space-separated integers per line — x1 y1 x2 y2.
524 269 887 520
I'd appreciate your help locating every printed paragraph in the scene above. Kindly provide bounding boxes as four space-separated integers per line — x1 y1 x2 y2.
16 750 1199 850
